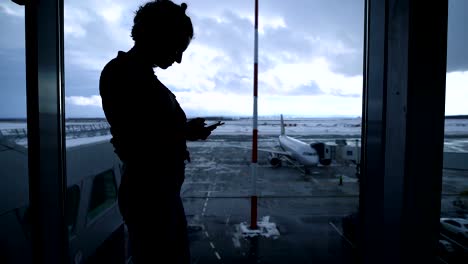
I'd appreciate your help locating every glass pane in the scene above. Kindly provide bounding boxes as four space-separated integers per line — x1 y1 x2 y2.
440 0 468 262
0 2 32 263
64 0 127 262
62 0 363 262
175 0 363 263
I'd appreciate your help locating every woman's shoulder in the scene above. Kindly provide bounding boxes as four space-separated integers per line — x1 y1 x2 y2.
101 51 128 75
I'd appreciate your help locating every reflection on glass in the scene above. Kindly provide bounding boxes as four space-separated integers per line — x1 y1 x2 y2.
0 1 31 263
66 185 80 237
62 0 364 262
87 170 117 221
439 0 468 262
64 0 128 262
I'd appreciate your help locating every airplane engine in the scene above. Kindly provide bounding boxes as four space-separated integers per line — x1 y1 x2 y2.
310 142 332 166
268 153 282 167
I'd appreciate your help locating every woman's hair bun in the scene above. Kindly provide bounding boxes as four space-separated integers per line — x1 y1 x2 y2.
181 3 187 12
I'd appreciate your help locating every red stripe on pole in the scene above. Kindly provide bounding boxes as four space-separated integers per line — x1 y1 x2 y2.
250 0 259 231
252 129 258 162
250 195 258 229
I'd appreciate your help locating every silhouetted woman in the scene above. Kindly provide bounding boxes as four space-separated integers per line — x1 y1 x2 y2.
99 1 216 263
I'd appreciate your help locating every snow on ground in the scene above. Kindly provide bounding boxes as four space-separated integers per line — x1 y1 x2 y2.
1 118 468 150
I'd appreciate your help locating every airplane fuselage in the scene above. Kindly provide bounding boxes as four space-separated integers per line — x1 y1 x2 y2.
278 135 319 167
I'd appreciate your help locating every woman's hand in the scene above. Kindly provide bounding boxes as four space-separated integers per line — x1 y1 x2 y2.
186 117 211 141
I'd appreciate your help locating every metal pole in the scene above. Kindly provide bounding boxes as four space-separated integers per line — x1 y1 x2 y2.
25 0 69 263
250 0 259 230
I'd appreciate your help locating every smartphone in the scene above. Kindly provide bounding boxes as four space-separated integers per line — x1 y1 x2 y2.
206 121 225 131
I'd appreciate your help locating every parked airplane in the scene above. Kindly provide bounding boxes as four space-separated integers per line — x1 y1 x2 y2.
263 115 333 173
229 115 333 174
225 115 364 175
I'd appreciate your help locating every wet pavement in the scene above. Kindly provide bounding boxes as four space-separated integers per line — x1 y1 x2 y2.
181 135 468 263
182 135 361 264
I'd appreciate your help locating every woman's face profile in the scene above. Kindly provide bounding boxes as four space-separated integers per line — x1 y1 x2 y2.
150 34 189 69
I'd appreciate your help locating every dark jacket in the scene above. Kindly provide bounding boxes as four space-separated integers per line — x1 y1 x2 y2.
99 51 189 207
100 51 189 165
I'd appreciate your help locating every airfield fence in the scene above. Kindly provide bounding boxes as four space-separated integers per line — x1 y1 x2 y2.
0 122 111 142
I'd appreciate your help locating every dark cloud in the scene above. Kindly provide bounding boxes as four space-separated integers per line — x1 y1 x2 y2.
0 6 24 50
190 1 364 76
62 5 134 102
193 6 357 74
190 11 258 93
187 0 254 17
0 5 27 117
447 0 468 72
65 63 101 97
289 81 323 95
330 91 361 98
258 80 323 96
214 72 251 93
170 87 192 93
260 27 319 62
258 54 278 72
262 0 363 39
4 0 465 118
65 103 104 118
0 49 26 118
192 11 253 66
64 14 131 67
262 0 364 76
329 52 363 76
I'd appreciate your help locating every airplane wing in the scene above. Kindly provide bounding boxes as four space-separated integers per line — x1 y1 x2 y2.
223 144 291 156
257 147 290 156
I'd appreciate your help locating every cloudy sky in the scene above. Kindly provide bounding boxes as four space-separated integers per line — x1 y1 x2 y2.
0 0 467 118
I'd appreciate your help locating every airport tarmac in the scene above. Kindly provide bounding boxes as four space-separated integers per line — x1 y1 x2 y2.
1 119 466 263
182 135 359 264
181 134 468 264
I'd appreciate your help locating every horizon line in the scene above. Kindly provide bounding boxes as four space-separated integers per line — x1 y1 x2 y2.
2 114 468 121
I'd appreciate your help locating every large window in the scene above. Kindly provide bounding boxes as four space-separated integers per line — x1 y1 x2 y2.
178 0 363 262
0 2 31 264
438 1 468 262
63 0 367 259
3 0 459 263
